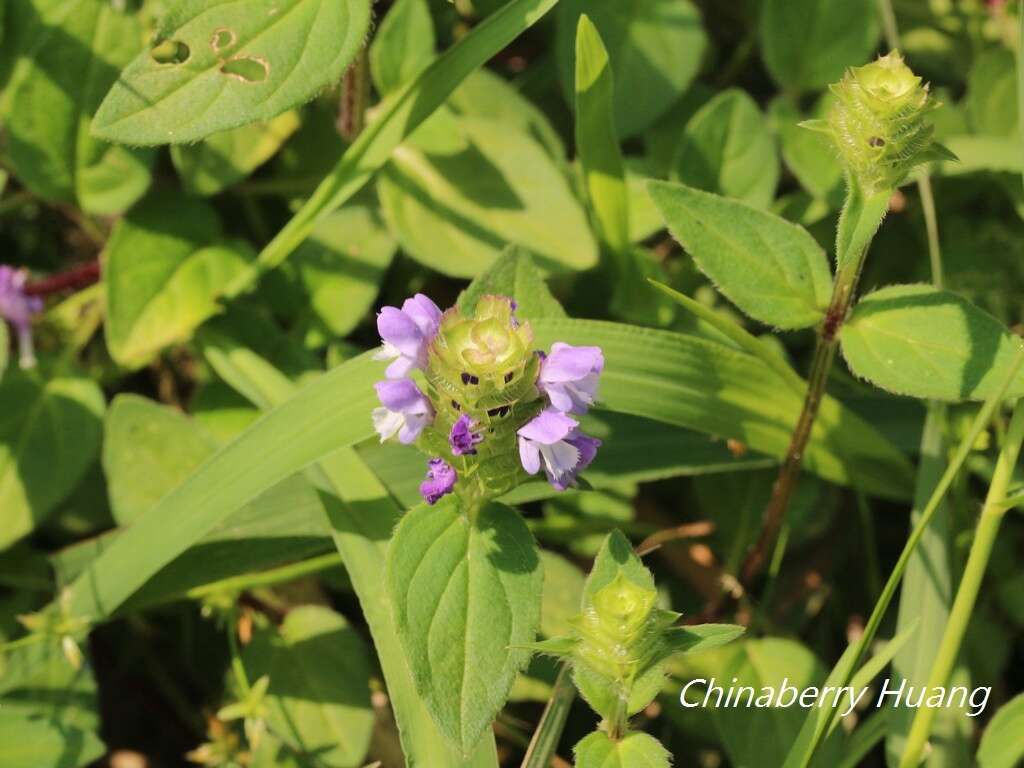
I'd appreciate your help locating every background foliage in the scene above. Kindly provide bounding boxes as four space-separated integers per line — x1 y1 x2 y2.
0 0 1022 766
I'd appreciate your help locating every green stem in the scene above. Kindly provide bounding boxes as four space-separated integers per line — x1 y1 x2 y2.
741 183 890 584
800 347 1024 767
898 400 1024 768
185 552 342 601
520 665 576 768
227 604 251 697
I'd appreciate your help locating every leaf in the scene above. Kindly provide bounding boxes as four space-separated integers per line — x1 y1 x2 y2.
170 111 300 195
539 551 585 639
5 0 153 213
557 0 707 138
977 693 1024 768
0 369 105 551
378 113 597 278
574 14 629 256
0 710 105 768
457 246 567 320
0 322 8 381
672 89 780 209
103 191 253 368
759 0 878 91
102 394 217 525
243 606 374 767
573 730 671 768
91 0 372 145
664 624 747 656
369 0 435 96
293 206 397 337
647 181 833 329
967 48 1018 137
771 97 844 206
386 497 543 755
840 284 1024 401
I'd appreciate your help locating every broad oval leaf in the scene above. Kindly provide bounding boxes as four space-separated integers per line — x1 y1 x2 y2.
977 693 1024 768
760 0 878 91
573 730 671 768
243 605 374 767
104 192 253 368
92 0 371 145
840 284 1024 402
557 0 707 138
0 368 105 551
647 180 833 329
378 114 597 278
386 497 543 755
6 0 153 213
369 0 435 96
672 89 780 209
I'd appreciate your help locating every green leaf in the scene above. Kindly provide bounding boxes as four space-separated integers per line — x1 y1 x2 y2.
557 0 707 138
539 551 585 639
102 395 217 525
457 246 567 320
91 0 371 145
0 369 105 551
574 14 629 256
386 497 543 755
840 284 1024 401
104 191 253 368
5 0 153 213
672 89 780 209
369 0 435 96
647 181 833 329
243 606 374 767
977 693 1024 768
293 207 397 337
170 111 300 196
967 48 1018 138
378 113 597 278
759 0 878 91
573 730 671 768
664 624 747 655
771 96 844 205
0 710 105 768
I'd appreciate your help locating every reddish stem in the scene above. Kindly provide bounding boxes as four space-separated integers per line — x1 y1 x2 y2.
23 260 100 297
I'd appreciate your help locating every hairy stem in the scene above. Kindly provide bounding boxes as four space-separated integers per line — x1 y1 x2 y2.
741 184 890 584
899 401 1024 767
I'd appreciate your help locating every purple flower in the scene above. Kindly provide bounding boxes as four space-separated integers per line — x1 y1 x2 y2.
420 458 457 505
518 408 601 491
538 343 604 414
374 294 442 378
373 379 434 444
0 266 43 369
449 413 483 456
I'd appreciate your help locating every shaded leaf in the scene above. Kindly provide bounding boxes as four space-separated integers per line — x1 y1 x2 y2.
6 0 153 213
0 369 104 551
557 0 707 138
369 0 435 96
244 606 374 767
573 730 671 768
457 246 566 320
977 693 1024 768
672 89 779 208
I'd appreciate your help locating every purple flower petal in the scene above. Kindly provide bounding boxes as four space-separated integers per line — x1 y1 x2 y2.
517 408 577 444
373 379 433 444
449 413 483 456
402 294 442 336
420 458 457 504
0 265 43 369
374 294 443 379
377 307 425 358
537 343 604 415
517 409 601 491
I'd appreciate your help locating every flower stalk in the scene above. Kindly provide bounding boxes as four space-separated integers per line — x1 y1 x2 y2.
898 399 1024 768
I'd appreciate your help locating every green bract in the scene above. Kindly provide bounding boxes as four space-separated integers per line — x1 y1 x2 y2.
811 51 952 194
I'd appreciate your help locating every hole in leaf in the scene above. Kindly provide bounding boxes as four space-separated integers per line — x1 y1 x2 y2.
150 39 190 64
211 28 237 53
220 56 269 83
